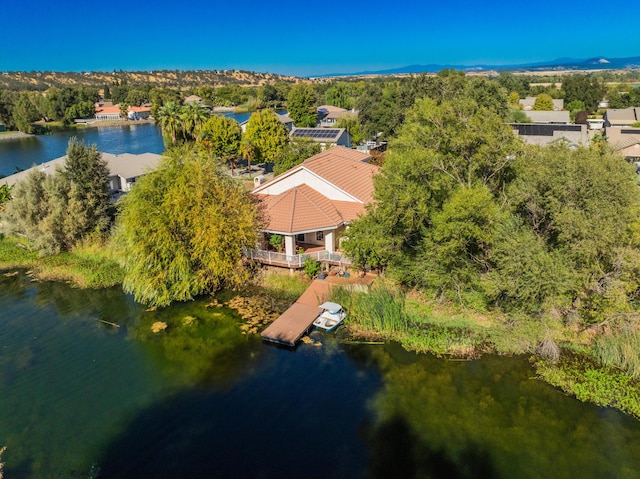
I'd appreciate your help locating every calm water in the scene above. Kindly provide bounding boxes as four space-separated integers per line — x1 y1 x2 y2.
0 111 258 178
2 273 640 479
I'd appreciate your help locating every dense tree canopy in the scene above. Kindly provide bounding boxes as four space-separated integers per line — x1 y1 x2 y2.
533 93 554 111
243 109 289 163
2 139 111 253
562 76 606 113
345 93 640 324
287 83 317 127
198 115 242 172
272 137 321 176
116 147 261 306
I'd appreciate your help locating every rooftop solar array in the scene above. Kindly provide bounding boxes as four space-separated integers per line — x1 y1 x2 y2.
511 124 583 137
291 128 342 140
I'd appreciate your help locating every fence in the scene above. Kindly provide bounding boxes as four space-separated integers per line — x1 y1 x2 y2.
245 248 352 268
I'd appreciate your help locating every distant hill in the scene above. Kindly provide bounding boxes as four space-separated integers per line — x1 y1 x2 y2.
0 70 301 91
321 56 640 77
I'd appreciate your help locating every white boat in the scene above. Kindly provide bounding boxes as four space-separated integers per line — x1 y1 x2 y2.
313 302 346 331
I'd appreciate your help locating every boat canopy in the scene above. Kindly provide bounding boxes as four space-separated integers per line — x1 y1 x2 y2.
319 302 343 312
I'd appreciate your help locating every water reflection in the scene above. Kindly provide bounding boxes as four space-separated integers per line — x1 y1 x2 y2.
362 343 640 478
2 274 640 478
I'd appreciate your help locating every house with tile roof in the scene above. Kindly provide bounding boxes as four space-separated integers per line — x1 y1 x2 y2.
94 104 152 121
249 146 379 268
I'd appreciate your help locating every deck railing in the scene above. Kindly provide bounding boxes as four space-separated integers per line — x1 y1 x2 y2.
244 248 352 268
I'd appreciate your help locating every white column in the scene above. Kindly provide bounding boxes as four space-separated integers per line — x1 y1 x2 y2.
325 230 335 253
285 235 295 257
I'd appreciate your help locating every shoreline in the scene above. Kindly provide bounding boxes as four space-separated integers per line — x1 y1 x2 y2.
0 131 33 142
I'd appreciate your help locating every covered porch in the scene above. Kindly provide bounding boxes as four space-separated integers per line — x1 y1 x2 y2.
248 226 351 269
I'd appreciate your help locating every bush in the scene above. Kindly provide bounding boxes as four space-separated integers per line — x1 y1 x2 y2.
269 234 283 252
303 257 321 278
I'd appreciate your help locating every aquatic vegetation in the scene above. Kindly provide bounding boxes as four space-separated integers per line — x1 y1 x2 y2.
535 355 640 419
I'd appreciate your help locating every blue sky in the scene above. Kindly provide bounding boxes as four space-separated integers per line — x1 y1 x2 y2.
1 0 638 77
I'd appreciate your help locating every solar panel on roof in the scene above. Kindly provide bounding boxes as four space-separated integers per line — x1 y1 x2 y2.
292 128 342 140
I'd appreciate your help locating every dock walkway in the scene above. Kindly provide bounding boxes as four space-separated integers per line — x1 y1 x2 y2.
260 273 376 347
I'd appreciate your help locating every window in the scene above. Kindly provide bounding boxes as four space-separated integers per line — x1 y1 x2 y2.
316 231 324 242
296 234 305 242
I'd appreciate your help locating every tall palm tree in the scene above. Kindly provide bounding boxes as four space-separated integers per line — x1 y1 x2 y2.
157 102 182 146
180 102 210 141
239 139 256 177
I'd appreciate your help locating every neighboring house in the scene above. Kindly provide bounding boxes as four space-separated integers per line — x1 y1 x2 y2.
184 95 204 105
290 127 351 149
587 119 605 130
606 128 640 161
604 107 640 128
522 110 570 124
184 95 212 112
94 104 152 121
317 105 357 127
278 113 295 131
1 151 162 197
510 123 588 147
519 97 564 111
249 146 378 267
240 113 294 133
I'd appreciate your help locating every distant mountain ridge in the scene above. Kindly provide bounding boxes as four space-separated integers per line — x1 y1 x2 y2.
321 56 640 77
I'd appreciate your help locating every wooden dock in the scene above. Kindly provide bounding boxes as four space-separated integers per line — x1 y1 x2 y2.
260 273 377 347
261 279 331 347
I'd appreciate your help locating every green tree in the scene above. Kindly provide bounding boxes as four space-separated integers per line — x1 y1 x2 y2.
180 102 210 141
508 108 531 123
60 138 111 238
533 93 554 111
119 102 129 121
0 89 18 130
0 184 12 212
243 109 289 163
562 76 606 113
12 92 40 133
115 147 261 306
335 113 365 145
324 82 353 109
258 83 285 108
508 91 520 105
2 139 111 253
287 83 318 127
156 101 183 146
490 144 640 320
346 96 520 298
198 115 242 173
496 72 530 98
273 137 321 176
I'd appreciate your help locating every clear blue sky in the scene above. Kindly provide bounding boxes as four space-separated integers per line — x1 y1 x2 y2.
1 0 638 77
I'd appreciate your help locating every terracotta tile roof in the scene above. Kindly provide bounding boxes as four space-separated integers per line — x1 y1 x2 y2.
256 185 346 233
95 104 150 114
303 146 379 202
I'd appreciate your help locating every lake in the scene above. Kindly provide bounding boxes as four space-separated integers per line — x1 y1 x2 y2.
0 110 260 178
2 272 640 479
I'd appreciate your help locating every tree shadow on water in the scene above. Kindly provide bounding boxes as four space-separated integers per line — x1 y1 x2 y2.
367 415 499 479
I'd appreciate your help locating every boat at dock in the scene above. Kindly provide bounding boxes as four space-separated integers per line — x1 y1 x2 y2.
313 302 346 331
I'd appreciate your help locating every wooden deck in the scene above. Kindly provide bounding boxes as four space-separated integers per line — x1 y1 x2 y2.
260 279 331 346
260 273 377 347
